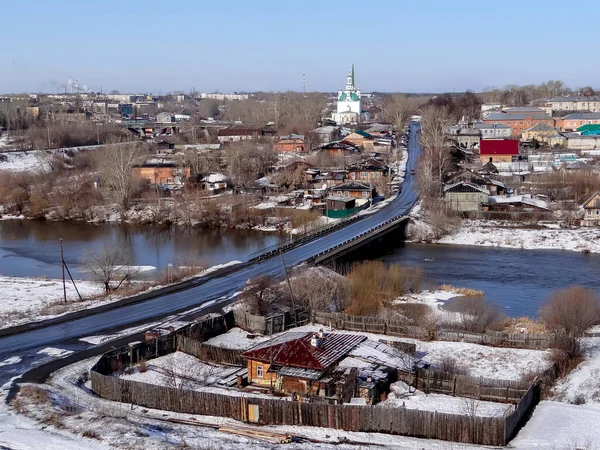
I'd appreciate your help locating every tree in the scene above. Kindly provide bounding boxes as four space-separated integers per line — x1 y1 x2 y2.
380 94 417 130
540 286 600 337
84 246 135 294
418 105 452 197
243 275 275 316
95 142 146 209
453 296 504 333
580 86 596 97
226 141 277 188
454 91 482 122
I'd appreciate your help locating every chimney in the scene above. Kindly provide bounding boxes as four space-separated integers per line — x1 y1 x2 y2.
318 329 324 339
310 335 319 347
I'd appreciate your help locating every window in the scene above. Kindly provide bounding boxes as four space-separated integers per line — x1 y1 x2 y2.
360 171 368 178
362 191 368 198
256 365 264 378
520 121 524 126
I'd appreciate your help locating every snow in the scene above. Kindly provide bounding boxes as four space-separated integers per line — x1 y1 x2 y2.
0 150 50 173
36 347 74 358
79 322 161 345
552 336 600 404
511 401 600 449
0 356 22 367
382 381 511 417
393 289 463 324
436 219 600 253
0 276 104 328
251 201 277 209
291 324 550 381
203 173 228 183
203 327 270 350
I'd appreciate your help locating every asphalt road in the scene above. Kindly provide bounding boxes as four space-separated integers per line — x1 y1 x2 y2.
0 123 421 383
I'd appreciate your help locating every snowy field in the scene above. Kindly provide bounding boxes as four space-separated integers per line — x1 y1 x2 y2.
0 149 51 173
437 219 600 253
382 381 511 417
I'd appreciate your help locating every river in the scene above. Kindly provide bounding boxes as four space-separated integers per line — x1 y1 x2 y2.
0 220 284 280
1 220 599 318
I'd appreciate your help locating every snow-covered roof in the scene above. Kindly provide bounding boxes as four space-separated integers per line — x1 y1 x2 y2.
202 173 229 183
489 195 550 210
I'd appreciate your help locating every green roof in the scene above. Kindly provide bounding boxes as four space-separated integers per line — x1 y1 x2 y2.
338 93 347 101
350 92 360 101
577 124 600 132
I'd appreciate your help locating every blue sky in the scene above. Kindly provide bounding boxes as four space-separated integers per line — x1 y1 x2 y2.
0 0 597 94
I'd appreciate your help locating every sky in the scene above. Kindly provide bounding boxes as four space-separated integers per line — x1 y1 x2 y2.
0 0 598 95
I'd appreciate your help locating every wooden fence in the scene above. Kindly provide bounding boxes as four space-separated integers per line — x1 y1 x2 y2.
400 369 529 404
504 381 539 442
313 311 556 350
90 370 506 446
234 310 310 335
176 336 245 366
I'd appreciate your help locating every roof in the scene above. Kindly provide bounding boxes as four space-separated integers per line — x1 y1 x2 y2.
240 331 366 371
548 96 600 103
348 340 414 372
489 195 550 210
503 107 545 113
332 181 374 192
524 123 556 132
473 123 511 130
278 133 305 141
444 181 489 195
563 112 600 121
327 196 356 203
217 127 262 136
480 139 519 155
484 112 552 121
583 191 600 209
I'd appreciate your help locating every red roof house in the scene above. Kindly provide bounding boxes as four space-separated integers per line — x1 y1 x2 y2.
479 139 519 163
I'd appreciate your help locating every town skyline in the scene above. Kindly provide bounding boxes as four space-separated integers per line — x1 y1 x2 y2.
2 0 600 94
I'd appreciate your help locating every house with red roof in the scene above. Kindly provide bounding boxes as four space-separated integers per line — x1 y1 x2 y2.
479 139 519 163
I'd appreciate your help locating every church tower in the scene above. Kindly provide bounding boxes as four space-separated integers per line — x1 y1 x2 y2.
333 64 362 124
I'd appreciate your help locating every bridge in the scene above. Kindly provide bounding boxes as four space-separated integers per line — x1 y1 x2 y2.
0 123 421 385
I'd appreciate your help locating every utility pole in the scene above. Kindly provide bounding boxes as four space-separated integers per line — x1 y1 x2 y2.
59 238 67 303
280 251 298 326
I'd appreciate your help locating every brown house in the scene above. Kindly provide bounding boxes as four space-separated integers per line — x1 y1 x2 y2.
582 191 600 226
240 331 366 397
342 130 375 151
319 141 361 159
331 181 376 200
347 158 389 182
273 134 308 153
132 158 190 185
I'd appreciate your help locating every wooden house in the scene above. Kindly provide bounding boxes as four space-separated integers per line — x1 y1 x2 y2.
132 158 190 185
331 181 376 200
443 181 489 212
240 331 366 398
582 191 600 226
347 158 389 183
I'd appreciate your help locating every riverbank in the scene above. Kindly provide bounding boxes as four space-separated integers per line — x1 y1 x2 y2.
417 218 600 254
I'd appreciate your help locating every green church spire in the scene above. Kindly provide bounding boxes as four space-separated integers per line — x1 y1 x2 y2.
351 63 355 87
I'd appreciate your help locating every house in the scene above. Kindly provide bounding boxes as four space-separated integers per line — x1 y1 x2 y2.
311 126 340 144
240 331 366 397
473 123 512 139
488 195 550 213
311 169 348 187
342 130 375 152
217 126 263 143
479 139 519 163
273 134 308 153
566 134 600 151
199 173 230 192
443 181 489 212
320 141 361 159
582 191 600 226
156 112 174 124
482 112 554 137
347 158 389 182
547 96 600 113
446 169 505 196
331 181 376 200
132 158 190 185
446 127 481 149
557 112 600 132
521 123 559 144
327 196 356 212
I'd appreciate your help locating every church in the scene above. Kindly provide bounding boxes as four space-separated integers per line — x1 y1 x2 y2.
331 64 362 124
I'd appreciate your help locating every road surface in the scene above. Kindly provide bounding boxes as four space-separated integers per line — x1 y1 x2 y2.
0 123 421 385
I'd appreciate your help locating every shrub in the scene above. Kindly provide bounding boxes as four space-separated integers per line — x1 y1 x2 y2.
437 356 469 376
452 296 505 333
19 385 49 404
139 358 147 373
540 286 600 337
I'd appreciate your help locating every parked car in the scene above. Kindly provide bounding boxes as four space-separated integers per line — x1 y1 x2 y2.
410 169 415 175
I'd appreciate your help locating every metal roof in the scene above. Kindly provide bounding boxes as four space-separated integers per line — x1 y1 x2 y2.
548 96 600 103
485 112 552 121
240 331 366 371
563 112 600 120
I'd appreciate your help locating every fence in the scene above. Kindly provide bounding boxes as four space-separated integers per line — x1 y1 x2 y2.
233 310 310 335
400 369 529 404
504 382 539 442
90 370 506 446
176 336 245 366
313 311 556 350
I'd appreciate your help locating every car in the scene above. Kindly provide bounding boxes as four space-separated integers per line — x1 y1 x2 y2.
410 169 415 175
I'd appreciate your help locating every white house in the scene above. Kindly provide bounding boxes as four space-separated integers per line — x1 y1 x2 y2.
473 123 512 139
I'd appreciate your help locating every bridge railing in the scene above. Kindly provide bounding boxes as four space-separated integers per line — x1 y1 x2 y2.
247 212 367 263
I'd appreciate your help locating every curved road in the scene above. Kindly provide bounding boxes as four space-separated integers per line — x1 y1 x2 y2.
0 123 421 383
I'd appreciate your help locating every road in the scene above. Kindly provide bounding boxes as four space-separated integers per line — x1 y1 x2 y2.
0 123 421 384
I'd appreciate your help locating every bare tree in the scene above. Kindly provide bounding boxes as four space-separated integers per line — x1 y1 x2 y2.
95 142 146 209
453 296 505 333
84 245 135 294
226 141 277 188
243 275 275 316
380 94 417 130
418 105 452 198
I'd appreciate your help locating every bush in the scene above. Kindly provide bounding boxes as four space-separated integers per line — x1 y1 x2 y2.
540 286 600 337
452 296 505 333
437 356 468 376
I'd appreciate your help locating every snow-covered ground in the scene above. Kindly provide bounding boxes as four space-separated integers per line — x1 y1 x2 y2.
291 324 550 381
552 336 600 404
393 288 463 324
0 149 51 173
436 219 600 253
382 381 511 417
